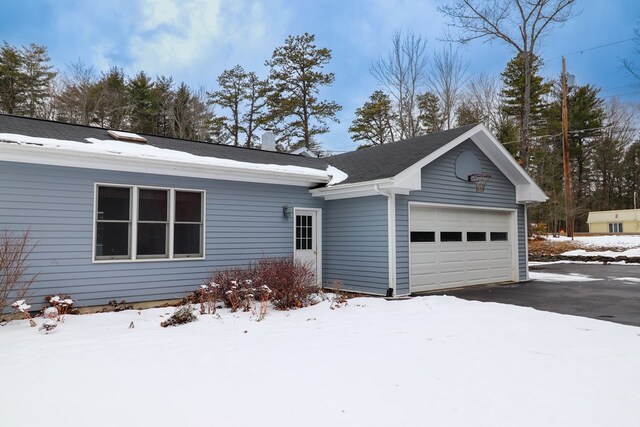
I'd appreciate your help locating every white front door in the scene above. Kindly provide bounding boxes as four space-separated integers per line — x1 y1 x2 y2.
294 209 320 284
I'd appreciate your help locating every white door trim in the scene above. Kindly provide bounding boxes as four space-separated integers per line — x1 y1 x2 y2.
408 202 519 293
293 207 322 286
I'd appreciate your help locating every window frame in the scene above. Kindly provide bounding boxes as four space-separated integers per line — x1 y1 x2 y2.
93 183 205 263
608 222 623 233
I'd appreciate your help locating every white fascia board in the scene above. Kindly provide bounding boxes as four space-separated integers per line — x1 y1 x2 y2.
393 124 547 203
391 125 482 191
469 124 547 203
0 143 328 187
310 178 395 200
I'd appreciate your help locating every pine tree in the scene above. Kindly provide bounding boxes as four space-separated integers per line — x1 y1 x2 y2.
455 99 482 127
417 92 442 134
266 33 341 150
152 75 174 137
127 71 156 133
209 65 249 146
349 90 395 149
94 67 128 129
500 53 551 165
20 43 56 118
533 83 605 231
242 72 269 148
0 42 24 114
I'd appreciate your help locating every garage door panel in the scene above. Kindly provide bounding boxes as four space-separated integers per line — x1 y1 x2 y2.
439 271 467 284
410 205 515 293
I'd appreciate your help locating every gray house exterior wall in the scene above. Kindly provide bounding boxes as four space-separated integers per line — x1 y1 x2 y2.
395 139 527 295
0 160 323 308
322 195 389 294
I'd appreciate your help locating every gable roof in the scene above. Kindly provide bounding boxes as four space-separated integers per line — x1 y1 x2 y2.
324 125 477 185
314 123 547 203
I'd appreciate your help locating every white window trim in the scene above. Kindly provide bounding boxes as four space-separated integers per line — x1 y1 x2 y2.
608 222 623 233
92 183 206 263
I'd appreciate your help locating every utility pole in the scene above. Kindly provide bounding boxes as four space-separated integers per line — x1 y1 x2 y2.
561 57 574 239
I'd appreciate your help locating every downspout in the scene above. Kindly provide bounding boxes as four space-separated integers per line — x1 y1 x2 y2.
373 184 396 297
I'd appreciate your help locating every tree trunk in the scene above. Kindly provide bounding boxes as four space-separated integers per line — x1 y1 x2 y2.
521 52 532 169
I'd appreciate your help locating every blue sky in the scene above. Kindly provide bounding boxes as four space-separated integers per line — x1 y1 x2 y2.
2 0 639 152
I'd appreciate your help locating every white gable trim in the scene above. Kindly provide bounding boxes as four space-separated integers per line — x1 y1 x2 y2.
312 124 547 203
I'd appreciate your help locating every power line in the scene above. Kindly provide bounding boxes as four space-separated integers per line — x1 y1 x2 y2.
547 37 635 62
501 124 627 145
600 91 640 99
599 83 639 93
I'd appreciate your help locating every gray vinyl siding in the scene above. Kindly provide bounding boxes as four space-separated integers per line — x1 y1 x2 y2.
323 195 389 295
395 139 527 295
0 161 323 309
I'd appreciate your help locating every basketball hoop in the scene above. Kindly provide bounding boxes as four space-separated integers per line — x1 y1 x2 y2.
468 173 492 193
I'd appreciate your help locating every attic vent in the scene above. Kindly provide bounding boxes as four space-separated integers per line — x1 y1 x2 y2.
107 130 147 143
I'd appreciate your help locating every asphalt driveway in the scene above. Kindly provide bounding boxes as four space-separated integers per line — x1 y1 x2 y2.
435 263 640 327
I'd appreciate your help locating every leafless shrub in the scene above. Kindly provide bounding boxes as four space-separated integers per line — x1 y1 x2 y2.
0 229 38 320
254 257 318 310
45 295 75 322
10 300 37 327
160 306 198 327
330 281 349 310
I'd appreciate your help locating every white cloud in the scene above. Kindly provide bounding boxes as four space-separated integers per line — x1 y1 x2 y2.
127 0 223 77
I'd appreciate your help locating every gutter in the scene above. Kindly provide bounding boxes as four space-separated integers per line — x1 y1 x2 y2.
0 141 330 187
373 184 396 297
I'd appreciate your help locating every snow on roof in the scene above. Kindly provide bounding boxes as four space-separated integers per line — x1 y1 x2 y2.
0 133 348 184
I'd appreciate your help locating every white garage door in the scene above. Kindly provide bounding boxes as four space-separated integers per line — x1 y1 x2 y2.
410 205 516 293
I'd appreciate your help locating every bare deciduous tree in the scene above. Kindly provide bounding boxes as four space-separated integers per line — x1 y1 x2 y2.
428 45 468 130
371 30 429 140
0 229 37 319
439 0 578 167
463 73 502 131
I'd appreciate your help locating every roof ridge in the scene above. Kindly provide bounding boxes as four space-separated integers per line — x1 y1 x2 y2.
326 123 479 160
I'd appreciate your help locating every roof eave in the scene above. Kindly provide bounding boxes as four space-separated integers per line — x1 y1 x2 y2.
0 142 330 187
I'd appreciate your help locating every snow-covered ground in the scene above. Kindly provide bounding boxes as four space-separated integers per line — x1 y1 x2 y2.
563 248 640 257
546 234 640 249
543 235 640 258
1 296 639 427
528 271 599 282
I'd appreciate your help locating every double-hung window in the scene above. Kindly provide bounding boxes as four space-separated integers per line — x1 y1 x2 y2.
95 184 204 261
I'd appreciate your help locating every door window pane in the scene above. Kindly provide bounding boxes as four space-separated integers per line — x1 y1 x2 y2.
467 232 486 242
441 232 462 242
410 231 435 242
296 214 313 250
490 232 508 241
